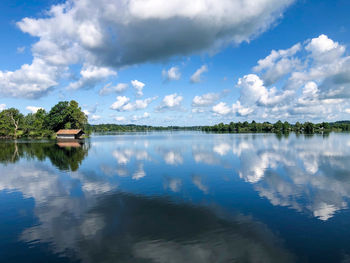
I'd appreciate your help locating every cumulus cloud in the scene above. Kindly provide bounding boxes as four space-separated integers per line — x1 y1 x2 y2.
192 92 221 107
190 65 208 83
115 116 126 122
131 80 145 97
0 0 294 98
26 106 44 113
90 114 101 121
162 67 181 81
68 65 116 90
0 104 6 111
192 90 230 114
212 102 231 115
131 112 150 122
0 58 61 98
222 34 350 121
253 43 301 85
305 34 345 63
156 93 183 111
99 82 128 95
110 96 157 111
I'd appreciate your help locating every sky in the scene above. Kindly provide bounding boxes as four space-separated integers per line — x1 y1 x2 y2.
0 0 350 126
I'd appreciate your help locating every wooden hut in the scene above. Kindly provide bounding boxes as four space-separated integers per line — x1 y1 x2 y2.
56 129 85 140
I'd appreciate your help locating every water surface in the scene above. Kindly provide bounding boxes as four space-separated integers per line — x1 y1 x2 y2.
1 132 350 262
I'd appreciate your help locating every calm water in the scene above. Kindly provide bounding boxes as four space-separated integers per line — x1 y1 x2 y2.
1 132 350 263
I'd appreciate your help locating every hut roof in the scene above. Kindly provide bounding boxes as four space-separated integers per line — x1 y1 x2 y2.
56 129 83 135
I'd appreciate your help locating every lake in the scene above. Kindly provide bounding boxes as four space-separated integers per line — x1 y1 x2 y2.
1 132 350 262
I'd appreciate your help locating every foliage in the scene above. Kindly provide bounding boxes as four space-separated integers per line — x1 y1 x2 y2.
0 108 24 138
87 124 201 133
1 100 350 138
202 120 350 134
0 141 90 171
47 100 87 131
0 101 86 139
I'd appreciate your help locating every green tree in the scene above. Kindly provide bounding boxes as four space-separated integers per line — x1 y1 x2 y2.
47 100 87 131
282 121 290 133
294 122 302 132
34 109 48 131
0 108 23 138
304 122 315 134
321 122 330 130
273 120 283 132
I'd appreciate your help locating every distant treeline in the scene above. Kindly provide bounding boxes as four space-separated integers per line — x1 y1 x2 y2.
201 120 350 133
86 124 201 133
0 100 87 139
87 120 350 134
2 100 350 138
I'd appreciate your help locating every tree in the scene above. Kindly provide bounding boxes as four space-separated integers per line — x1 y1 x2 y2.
47 100 87 131
34 109 48 131
46 101 69 131
273 120 283 132
321 122 330 130
282 121 290 133
294 122 302 132
0 108 23 138
304 122 314 134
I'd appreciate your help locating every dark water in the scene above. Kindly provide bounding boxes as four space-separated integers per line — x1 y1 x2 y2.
1 132 350 263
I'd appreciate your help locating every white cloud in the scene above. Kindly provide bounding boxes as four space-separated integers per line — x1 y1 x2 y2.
190 65 208 83
68 65 116 90
162 67 181 81
90 114 101 121
212 102 231 115
192 92 220 107
131 80 145 97
99 83 129 95
253 43 301 85
192 108 205 113
156 93 183 111
110 96 130 110
26 106 44 113
115 116 126 122
305 34 345 62
232 101 254 116
131 112 150 121
1 0 293 98
0 104 6 111
230 35 350 121
0 58 61 98
110 96 157 111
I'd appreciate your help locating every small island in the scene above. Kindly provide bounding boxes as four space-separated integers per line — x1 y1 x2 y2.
0 100 87 139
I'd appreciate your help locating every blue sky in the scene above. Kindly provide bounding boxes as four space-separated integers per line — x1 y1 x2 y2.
0 0 350 125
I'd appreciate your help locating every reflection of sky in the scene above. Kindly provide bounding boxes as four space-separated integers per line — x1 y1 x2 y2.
2 132 350 262
0 159 293 262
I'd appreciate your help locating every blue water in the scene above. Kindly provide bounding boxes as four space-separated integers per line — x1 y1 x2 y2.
1 132 350 262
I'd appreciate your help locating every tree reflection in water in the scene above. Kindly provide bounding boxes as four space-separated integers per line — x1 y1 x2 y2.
0 140 90 171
